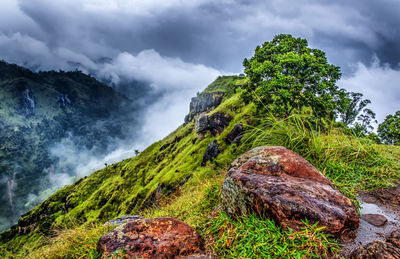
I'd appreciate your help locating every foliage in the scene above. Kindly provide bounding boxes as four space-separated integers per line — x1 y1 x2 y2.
205 212 340 258
244 114 400 206
0 60 137 231
1 75 400 259
339 92 371 125
378 111 400 145
26 224 106 259
242 34 342 119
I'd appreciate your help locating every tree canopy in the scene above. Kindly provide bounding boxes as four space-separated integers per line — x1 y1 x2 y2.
242 34 343 119
378 111 400 145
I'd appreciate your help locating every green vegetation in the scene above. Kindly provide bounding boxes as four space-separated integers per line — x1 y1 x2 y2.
243 34 343 119
0 60 137 231
1 74 399 259
1 35 400 258
205 212 340 258
378 110 400 145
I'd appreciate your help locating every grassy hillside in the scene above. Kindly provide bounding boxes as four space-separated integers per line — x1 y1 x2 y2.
0 61 139 231
1 76 399 258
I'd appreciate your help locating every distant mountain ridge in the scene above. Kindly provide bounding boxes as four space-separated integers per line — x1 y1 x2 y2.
0 61 138 231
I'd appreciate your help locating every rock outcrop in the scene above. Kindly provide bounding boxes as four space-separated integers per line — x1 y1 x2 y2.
197 115 209 133
201 140 219 167
185 93 224 123
97 217 205 258
208 113 231 136
196 113 231 138
225 123 244 145
220 146 359 239
351 229 400 258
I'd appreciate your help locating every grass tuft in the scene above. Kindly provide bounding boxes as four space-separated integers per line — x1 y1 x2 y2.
205 212 341 258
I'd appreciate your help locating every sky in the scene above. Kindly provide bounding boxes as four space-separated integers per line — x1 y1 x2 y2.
1 0 400 135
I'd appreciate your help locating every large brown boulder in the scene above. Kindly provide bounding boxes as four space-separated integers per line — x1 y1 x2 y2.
97 217 205 258
221 146 359 239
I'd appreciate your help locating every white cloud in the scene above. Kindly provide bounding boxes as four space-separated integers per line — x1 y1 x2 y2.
339 57 400 124
100 49 222 144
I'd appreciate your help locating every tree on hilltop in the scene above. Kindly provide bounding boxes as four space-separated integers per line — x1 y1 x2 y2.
242 34 343 119
378 111 400 145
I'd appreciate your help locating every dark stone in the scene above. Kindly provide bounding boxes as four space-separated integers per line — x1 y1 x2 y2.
197 115 209 133
103 215 143 227
232 135 243 145
97 217 205 258
159 136 183 151
351 229 400 258
201 140 219 167
225 123 244 144
159 143 171 151
208 113 231 136
185 93 224 123
220 146 359 239
361 214 388 227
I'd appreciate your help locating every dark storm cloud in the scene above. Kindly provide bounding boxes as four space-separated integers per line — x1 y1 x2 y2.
0 0 399 123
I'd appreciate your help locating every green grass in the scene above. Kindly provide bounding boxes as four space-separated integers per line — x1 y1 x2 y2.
244 114 400 207
205 212 341 258
1 75 400 258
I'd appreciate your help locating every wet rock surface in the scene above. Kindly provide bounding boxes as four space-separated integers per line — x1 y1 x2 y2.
185 93 224 123
220 146 359 239
341 184 400 258
350 229 400 258
97 217 205 258
225 123 244 145
201 140 219 167
362 214 388 227
103 215 143 227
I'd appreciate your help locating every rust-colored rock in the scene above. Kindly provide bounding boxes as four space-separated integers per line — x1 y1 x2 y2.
97 217 205 258
220 146 359 239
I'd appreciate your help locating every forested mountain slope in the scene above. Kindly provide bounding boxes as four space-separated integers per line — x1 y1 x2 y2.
0 61 137 231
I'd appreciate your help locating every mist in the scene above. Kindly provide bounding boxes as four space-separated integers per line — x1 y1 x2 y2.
1 0 400 231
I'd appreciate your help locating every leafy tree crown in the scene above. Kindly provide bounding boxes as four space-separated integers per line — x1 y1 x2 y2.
243 34 342 118
378 111 400 145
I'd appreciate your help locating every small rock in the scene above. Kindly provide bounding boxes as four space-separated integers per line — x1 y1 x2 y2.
201 140 219 167
225 123 244 144
362 214 388 227
232 135 243 145
103 215 143 227
220 146 359 239
197 115 209 133
97 217 205 258
208 113 230 136
362 195 378 204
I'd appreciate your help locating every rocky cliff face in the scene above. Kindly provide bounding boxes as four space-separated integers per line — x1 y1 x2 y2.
184 92 224 124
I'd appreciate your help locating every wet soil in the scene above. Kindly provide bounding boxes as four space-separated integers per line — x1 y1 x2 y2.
341 183 400 258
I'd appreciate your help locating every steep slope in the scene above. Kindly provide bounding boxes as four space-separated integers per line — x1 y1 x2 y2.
0 61 139 231
1 75 400 258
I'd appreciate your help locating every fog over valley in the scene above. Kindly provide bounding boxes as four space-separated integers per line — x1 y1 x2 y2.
0 0 400 233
